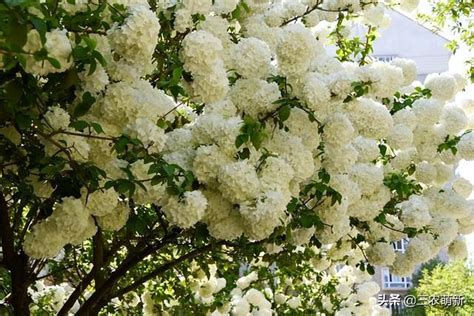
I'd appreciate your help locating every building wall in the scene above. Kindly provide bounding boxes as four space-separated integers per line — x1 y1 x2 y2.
352 9 451 81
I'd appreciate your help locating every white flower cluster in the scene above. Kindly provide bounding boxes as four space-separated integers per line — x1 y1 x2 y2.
108 4 161 81
162 190 208 228
231 37 272 79
229 79 281 118
24 197 96 258
24 192 127 259
277 23 321 76
188 263 227 305
23 29 73 76
29 280 79 314
182 30 229 103
194 261 390 316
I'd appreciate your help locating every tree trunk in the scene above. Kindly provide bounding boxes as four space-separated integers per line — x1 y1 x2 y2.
10 253 31 316
0 193 31 315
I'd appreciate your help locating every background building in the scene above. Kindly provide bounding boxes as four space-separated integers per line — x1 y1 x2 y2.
353 8 452 81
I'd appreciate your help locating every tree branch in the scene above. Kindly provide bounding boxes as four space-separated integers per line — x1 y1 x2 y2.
281 1 323 26
92 228 105 288
48 130 116 141
0 193 15 269
59 229 182 315
104 240 225 302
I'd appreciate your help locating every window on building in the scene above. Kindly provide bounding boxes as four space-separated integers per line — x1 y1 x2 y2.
392 239 408 253
382 268 412 289
373 55 398 62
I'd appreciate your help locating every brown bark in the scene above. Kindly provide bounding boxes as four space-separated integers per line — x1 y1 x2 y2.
0 193 31 316
75 241 223 316
92 229 105 288
59 229 182 315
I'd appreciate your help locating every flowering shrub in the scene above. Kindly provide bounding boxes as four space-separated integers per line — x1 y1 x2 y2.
0 0 473 315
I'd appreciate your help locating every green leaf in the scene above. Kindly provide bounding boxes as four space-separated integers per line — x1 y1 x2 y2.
367 264 375 275
249 129 263 150
231 5 241 19
236 147 250 160
74 92 96 117
277 104 291 122
47 57 61 69
170 67 182 85
87 60 97 75
83 36 97 50
379 144 387 156
15 113 32 130
92 50 107 67
374 212 387 225
235 134 247 148
318 169 330 183
114 179 135 196
240 1 250 12
90 122 104 134
163 165 175 176
287 198 298 213
6 18 27 49
31 17 47 43
41 161 66 175
69 120 89 131
114 136 129 153
5 80 23 106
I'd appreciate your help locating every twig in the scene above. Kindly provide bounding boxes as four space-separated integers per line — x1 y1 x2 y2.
49 130 115 141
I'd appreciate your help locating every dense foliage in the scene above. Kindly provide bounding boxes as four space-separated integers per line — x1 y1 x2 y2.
0 0 473 315
412 261 474 315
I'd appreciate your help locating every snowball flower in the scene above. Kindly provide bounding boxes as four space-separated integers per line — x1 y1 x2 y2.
452 177 472 198
347 98 394 139
218 161 261 203
124 118 167 153
302 72 331 114
392 107 417 130
213 0 239 13
350 163 384 195
232 37 272 79
352 136 380 163
391 58 417 86
23 29 73 75
277 23 320 76
43 106 71 130
366 242 396 266
398 195 432 228
229 78 281 118
84 188 119 217
182 30 223 73
23 220 65 258
287 296 301 309
236 271 259 289
387 124 413 149
96 202 130 231
162 191 208 228
424 72 457 101
399 0 420 12
323 113 355 147
457 132 474 160
448 237 468 260
411 99 443 127
244 289 271 309
440 104 468 135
